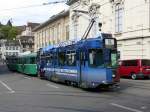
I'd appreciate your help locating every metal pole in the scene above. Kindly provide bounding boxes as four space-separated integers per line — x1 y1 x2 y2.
149 0 150 31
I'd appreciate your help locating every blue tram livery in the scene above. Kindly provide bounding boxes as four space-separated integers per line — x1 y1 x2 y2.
37 33 120 88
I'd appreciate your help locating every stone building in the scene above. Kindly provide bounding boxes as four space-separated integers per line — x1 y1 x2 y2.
33 10 69 52
0 39 21 60
17 22 40 52
67 0 150 60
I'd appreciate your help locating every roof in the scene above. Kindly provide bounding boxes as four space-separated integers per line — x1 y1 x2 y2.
17 25 26 33
27 22 40 29
33 10 69 32
16 22 40 34
17 35 34 39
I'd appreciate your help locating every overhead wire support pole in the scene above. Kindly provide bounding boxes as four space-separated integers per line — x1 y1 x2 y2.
81 18 95 40
149 0 150 31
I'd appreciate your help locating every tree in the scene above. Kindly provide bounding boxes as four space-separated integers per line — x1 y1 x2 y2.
0 25 19 40
7 20 12 27
8 27 18 40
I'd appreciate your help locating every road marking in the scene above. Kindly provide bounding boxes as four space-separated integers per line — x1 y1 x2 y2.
46 84 59 89
0 80 15 93
24 77 31 80
141 106 147 110
110 103 143 112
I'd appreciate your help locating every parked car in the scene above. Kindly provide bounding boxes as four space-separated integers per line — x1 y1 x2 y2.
117 59 150 79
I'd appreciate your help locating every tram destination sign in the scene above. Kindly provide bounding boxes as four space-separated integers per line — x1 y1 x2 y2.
103 38 116 49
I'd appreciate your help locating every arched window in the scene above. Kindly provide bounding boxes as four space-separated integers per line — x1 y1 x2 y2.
115 3 123 33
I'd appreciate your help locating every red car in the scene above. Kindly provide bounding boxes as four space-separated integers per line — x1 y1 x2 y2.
117 59 150 79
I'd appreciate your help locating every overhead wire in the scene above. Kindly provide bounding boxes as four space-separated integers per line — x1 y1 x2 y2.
0 1 66 12
0 0 148 27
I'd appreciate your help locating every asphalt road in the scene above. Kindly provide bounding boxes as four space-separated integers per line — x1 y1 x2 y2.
0 64 150 112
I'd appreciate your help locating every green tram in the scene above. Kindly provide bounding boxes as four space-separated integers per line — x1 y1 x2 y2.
6 53 37 76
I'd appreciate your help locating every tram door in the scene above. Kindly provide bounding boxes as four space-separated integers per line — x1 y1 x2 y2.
79 51 88 88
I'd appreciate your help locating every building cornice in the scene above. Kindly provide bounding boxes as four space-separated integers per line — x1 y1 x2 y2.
117 36 150 41
110 0 125 5
33 10 69 32
66 0 79 5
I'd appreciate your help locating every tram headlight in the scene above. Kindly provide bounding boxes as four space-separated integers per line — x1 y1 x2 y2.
112 74 116 78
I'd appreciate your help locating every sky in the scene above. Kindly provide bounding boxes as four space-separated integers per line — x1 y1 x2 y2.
0 0 69 26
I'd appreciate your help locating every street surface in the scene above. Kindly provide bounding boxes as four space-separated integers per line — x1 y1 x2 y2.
0 63 150 112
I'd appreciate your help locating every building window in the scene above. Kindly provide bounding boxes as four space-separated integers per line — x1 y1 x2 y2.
13 46 15 50
16 46 18 50
52 27 55 44
115 3 123 33
29 45 32 48
26 45 29 48
9 47 11 50
66 25 69 40
53 27 57 44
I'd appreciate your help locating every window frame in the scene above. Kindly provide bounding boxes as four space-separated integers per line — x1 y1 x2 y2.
66 50 76 66
88 49 104 67
115 3 123 33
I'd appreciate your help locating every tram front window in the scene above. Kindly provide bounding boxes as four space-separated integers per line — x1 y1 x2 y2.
89 49 104 67
105 51 118 68
111 51 118 68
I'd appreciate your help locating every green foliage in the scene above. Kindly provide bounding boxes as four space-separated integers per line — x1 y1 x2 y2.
0 25 19 40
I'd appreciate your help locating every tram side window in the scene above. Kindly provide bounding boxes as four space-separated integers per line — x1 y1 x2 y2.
66 51 76 66
58 52 66 66
8 58 11 64
26 58 30 64
23 58 27 64
89 49 103 67
20 58 24 64
45 55 52 65
14 58 17 63
18 58 20 64
12 58 17 63
30 57 36 64
11 58 14 63
19 58 22 64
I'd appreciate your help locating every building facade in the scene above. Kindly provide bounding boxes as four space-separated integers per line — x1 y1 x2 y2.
17 22 40 52
34 10 69 52
0 40 7 60
67 0 150 60
0 39 21 60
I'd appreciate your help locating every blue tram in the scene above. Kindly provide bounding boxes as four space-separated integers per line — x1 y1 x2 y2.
37 33 120 88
